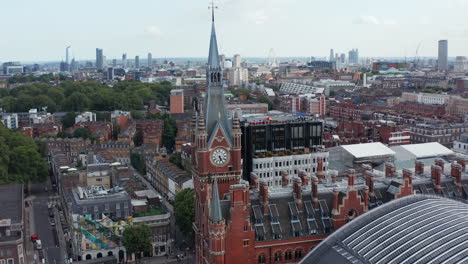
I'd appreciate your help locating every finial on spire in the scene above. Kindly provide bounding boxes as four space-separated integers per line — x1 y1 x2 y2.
209 1 217 22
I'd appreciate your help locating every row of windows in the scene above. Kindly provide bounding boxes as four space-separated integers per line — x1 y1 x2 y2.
82 202 128 214
258 249 304 263
255 157 327 169
254 166 327 180
0 259 14 264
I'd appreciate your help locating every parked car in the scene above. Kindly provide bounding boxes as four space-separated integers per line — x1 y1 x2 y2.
31 234 39 241
35 240 42 250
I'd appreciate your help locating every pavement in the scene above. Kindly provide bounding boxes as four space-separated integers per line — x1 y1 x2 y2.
28 181 66 264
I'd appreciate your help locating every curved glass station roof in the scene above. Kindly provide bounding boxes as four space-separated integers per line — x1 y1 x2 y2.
301 195 468 264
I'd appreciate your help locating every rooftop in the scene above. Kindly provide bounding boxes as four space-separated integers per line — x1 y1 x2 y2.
395 142 454 159
0 184 23 224
342 142 395 159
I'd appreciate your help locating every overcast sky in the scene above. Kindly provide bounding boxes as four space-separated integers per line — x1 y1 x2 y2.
1 0 467 62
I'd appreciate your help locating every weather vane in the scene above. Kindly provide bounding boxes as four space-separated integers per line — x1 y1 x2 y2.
209 1 218 22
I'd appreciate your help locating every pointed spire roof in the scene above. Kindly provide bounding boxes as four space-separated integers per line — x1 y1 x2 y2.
210 178 223 223
208 20 221 69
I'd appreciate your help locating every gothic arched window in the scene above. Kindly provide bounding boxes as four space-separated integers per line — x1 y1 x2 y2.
258 254 266 264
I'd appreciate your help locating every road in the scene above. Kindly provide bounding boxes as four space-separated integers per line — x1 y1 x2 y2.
30 182 64 264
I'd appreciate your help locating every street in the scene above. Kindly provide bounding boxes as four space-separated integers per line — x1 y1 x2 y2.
30 182 65 264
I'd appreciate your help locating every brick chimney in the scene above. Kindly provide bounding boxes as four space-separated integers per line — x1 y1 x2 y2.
363 186 369 212
347 169 356 189
415 161 425 175
403 169 413 185
259 180 269 215
385 163 395 177
293 177 303 211
435 159 445 172
365 170 375 198
431 165 442 194
317 157 325 179
311 176 319 208
281 171 290 187
298 170 310 186
451 163 463 192
332 188 340 216
251 172 259 190
331 171 337 183
456 158 467 171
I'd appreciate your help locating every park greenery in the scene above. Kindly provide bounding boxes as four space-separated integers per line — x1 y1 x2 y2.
122 224 152 262
0 125 48 184
174 188 195 238
131 152 146 175
0 79 172 113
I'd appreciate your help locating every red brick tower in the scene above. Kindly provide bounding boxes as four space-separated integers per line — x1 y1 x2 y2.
193 6 242 264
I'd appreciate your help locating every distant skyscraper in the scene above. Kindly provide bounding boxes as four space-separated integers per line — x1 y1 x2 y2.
348 49 359 64
147 52 152 67
340 53 346 63
438 40 448 71
454 56 468 73
233 54 241 68
66 46 71 65
122 53 127 68
135 56 140 68
112 59 117 67
330 49 334 62
96 48 104 70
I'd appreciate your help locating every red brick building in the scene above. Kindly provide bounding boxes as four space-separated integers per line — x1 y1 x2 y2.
170 89 185 114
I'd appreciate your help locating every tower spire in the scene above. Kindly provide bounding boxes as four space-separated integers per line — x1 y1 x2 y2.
210 1 216 22
210 178 223 223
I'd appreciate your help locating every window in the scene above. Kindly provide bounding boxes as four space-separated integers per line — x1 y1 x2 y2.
285 251 292 260
7 259 13 264
96 178 103 182
116 203 120 210
243 240 249 247
258 254 266 264
0 260 5 264
295 249 303 259
274 252 282 261
105 204 109 211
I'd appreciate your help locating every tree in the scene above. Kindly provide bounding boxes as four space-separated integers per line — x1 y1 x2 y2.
131 110 144 120
0 125 48 184
62 112 77 129
131 152 146 175
73 128 90 139
174 188 195 238
122 225 152 262
258 96 273 110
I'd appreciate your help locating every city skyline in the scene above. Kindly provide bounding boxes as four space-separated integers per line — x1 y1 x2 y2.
1 0 468 62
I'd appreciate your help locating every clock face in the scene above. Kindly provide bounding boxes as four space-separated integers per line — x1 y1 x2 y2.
211 148 229 166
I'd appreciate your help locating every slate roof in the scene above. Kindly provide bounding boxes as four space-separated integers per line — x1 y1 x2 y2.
300 195 468 264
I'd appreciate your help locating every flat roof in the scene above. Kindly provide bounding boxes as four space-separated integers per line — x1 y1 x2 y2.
399 142 453 159
342 142 395 159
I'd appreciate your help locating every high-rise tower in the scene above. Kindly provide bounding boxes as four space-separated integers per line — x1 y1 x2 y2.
147 52 153 68
438 40 448 71
96 48 104 70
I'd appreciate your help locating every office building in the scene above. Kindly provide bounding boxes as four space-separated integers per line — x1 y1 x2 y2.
66 46 71 65
454 56 468 73
135 56 140 68
96 48 104 70
348 49 359 64
147 52 152 68
122 53 127 68
112 59 117 67
438 40 448 71
169 89 184 114
228 54 248 87
1 113 19 129
329 49 334 62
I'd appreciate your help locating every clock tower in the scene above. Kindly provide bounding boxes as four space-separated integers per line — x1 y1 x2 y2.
192 4 242 264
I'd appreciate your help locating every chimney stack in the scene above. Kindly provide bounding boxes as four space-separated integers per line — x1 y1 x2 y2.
385 162 395 177
403 169 413 185
251 172 259 190
332 188 340 215
311 176 319 208
362 164 373 172
435 159 445 172
431 165 442 194
365 170 375 198
298 170 310 186
451 163 463 192
348 169 356 188
293 177 303 211
281 171 290 188
317 157 325 179
259 180 269 215
331 171 337 183
363 186 369 211
415 161 425 175
456 158 467 171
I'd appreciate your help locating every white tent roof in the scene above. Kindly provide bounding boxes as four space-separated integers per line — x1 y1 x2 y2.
342 142 395 159
399 142 454 159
